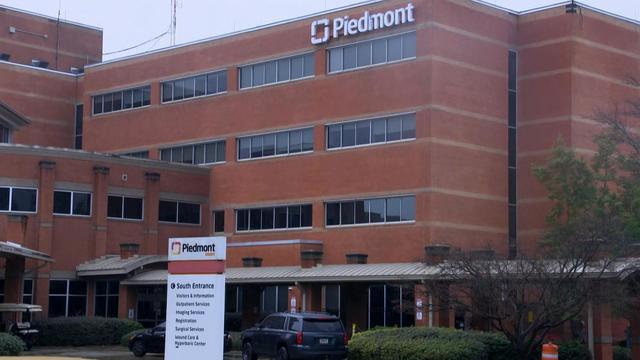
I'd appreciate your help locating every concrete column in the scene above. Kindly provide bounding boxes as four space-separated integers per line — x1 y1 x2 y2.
4 256 25 304
631 311 640 360
592 303 614 360
144 172 160 255
92 166 110 258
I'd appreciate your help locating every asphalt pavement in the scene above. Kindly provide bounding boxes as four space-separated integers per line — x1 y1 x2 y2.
8 346 241 360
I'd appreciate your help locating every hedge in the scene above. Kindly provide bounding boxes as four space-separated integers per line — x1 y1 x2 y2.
348 327 514 360
558 341 591 360
0 333 25 356
613 346 631 360
34 317 143 346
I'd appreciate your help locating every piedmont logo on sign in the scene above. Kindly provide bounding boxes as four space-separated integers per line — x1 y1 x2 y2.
167 237 226 261
311 3 415 44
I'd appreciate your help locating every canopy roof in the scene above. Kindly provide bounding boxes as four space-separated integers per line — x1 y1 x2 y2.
0 242 53 262
0 303 42 312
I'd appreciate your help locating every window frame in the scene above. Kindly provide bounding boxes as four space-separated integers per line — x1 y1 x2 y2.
160 69 228 104
238 52 315 90
48 279 88 318
325 112 416 151
106 194 144 221
0 124 10 144
325 195 416 228
235 203 313 233
159 139 226 165
91 85 152 116
53 190 92 217
237 126 314 162
0 186 38 214
158 199 202 225
327 31 417 75
94 280 119 318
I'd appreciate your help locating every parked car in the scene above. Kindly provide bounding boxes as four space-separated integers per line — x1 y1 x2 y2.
241 312 348 360
127 322 232 357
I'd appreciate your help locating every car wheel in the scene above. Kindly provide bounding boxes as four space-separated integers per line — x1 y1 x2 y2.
277 346 289 360
131 340 146 357
242 342 257 360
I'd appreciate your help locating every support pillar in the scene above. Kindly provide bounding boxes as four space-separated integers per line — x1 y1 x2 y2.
5 256 25 304
631 311 640 360
288 285 302 313
144 172 160 255
118 284 137 320
93 166 110 258
592 302 614 360
34 275 50 317
414 283 428 327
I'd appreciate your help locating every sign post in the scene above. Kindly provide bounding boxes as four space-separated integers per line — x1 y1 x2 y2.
164 237 226 359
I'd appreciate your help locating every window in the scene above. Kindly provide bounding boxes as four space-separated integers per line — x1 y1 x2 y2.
236 204 312 232
326 195 415 226
237 128 313 160
368 284 414 329
95 280 119 318
23 279 33 304
260 285 289 315
0 124 9 143
0 187 37 213
107 195 143 220
239 53 314 89
73 104 83 149
49 280 87 317
120 151 149 159
327 113 415 149
53 191 91 216
214 210 225 233
158 200 200 225
161 70 227 103
92 85 151 115
160 140 225 165
328 31 416 73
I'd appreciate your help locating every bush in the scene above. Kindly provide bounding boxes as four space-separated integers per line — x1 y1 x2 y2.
34 317 143 346
559 341 591 360
0 333 25 356
348 327 513 360
120 329 146 347
613 346 632 360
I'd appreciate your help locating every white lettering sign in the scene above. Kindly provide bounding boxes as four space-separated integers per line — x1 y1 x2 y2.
168 237 226 261
311 3 415 44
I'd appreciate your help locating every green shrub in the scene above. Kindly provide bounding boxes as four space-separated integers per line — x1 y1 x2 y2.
613 346 631 360
348 327 512 360
559 341 591 360
0 333 25 356
34 317 143 346
229 331 242 351
120 329 147 347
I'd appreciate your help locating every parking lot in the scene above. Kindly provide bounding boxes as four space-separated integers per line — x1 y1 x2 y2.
12 347 241 360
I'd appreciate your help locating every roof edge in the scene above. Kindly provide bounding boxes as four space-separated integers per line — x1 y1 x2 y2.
0 4 102 32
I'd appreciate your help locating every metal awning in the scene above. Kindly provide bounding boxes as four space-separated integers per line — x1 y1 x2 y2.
0 100 30 129
121 262 440 285
0 242 53 262
76 255 167 277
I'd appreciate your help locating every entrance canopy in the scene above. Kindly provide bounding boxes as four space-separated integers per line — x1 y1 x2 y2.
0 242 53 262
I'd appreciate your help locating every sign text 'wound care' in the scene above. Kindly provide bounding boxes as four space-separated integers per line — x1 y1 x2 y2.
311 3 415 44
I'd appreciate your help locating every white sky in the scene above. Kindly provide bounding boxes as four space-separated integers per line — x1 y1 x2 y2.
1 0 638 61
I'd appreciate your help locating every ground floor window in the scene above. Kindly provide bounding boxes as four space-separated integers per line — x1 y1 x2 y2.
0 279 33 304
95 281 119 318
260 285 288 316
323 285 345 322
226 285 243 331
137 285 166 328
48 280 87 317
368 284 415 328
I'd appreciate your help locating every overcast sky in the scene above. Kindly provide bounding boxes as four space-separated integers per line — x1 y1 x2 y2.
1 0 638 61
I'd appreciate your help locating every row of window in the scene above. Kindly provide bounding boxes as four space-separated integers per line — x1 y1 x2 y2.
92 86 151 115
49 280 118 318
161 70 227 103
240 53 315 89
328 31 416 73
327 113 415 149
159 140 226 165
238 128 313 160
235 195 416 232
151 112 415 164
90 31 417 115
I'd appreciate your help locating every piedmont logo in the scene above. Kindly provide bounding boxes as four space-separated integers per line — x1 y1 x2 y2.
311 3 415 45
174 242 216 257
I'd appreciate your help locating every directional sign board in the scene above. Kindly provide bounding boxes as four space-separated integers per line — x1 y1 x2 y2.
165 237 226 359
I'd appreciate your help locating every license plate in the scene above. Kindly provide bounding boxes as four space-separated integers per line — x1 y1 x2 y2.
319 338 329 345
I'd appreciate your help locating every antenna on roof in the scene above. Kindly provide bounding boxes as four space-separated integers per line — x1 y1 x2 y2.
170 0 177 46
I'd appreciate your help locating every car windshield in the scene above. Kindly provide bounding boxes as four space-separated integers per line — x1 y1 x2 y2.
302 319 343 332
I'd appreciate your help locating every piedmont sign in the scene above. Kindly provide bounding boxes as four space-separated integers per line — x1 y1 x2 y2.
311 3 415 44
165 237 226 359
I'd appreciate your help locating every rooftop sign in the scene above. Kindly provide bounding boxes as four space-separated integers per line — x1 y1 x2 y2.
311 3 415 45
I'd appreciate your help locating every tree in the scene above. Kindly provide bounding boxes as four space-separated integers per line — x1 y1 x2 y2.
431 108 640 358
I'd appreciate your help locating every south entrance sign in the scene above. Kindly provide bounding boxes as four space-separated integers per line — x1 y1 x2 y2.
165 237 226 359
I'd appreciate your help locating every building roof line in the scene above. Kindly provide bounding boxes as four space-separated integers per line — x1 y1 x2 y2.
0 4 103 31
0 59 80 77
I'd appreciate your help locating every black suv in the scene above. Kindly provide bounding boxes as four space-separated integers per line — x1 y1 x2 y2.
127 322 232 357
241 312 348 360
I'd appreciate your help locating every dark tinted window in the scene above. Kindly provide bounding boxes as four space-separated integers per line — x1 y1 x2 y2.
159 200 177 222
107 196 123 218
214 210 225 233
92 86 149 115
178 202 201 224
237 204 311 232
53 191 71 214
289 317 302 332
329 32 415 73
326 196 414 226
11 188 37 212
238 128 313 160
162 70 227 102
302 319 343 332
123 197 143 220
0 188 8 211
328 114 415 150
240 53 314 89
263 316 286 330
73 192 91 216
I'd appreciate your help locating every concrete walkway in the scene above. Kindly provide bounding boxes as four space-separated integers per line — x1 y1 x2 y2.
10 346 241 360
